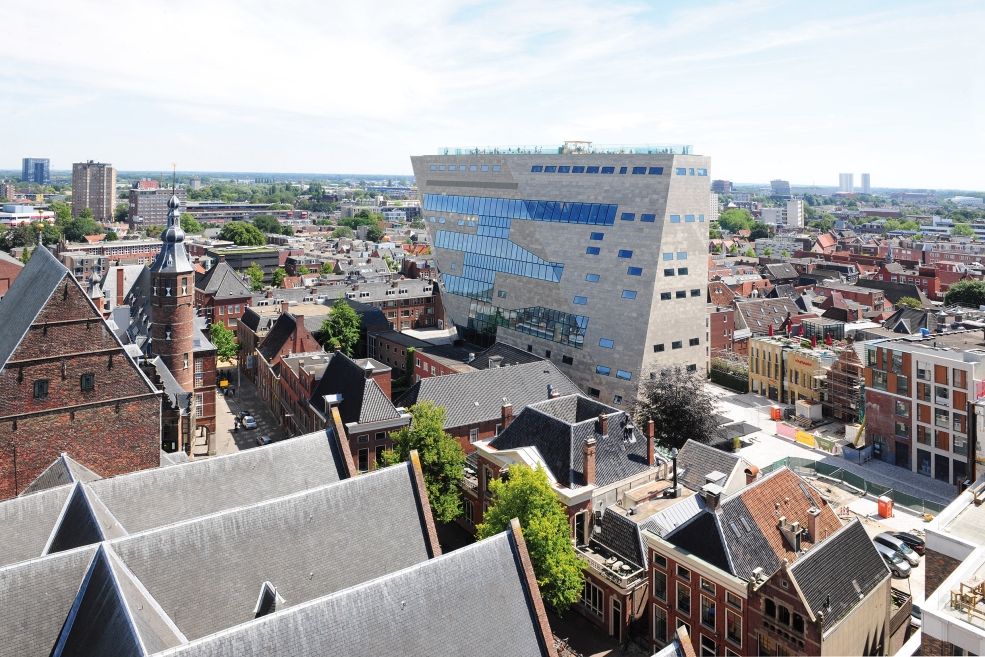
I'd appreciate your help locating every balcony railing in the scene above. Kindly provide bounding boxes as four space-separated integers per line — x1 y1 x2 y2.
576 545 645 590
437 143 693 156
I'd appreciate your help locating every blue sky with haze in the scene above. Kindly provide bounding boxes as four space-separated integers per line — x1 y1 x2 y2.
2 0 981 188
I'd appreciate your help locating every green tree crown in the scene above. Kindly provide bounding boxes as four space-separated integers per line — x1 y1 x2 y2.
319 297 361 356
245 262 265 292
210 321 240 362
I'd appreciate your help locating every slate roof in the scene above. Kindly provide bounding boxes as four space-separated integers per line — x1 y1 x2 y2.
667 510 733 573
195 261 252 298
855 278 933 305
640 494 707 538
470 342 545 369
0 246 69 370
592 510 648 569
734 297 805 334
308 352 403 425
396 360 580 430
156 529 550 657
675 439 741 492
490 394 658 488
256 312 299 362
765 263 800 281
0 484 74 568
788 518 889 625
20 452 102 496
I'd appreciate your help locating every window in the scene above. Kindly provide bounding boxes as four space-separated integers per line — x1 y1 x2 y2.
764 599 776 618
586 166 599 173
469 165 477 171
701 595 716 629
590 232 604 240
777 604 791 626
664 268 675 277
375 432 386 441
618 250 633 258
429 165 437 171
596 366 611 376
632 167 646 174
670 215 681 223
622 290 637 299
438 165 445 170
917 361 930 380
357 434 370 444
582 580 604 617
619 166 628 174
640 213 656 222
80 373 95 391
587 387 600 398
726 609 742 646
498 290 507 298
601 166 615 174
613 395 622 404
469 428 479 443
34 379 49 398
653 606 668 643
654 344 664 352
677 252 688 260
628 267 643 276
621 213 635 221
676 168 687 175
685 214 695 222
586 247 601 255
562 355 574 365
673 341 683 350
573 296 587 305
896 400 909 417
955 368 968 389
677 582 691 615
544 166 556 173
617 370 632 380
689 168 695 175
792 613 805 634
586 273 600 282
661 292 671 300
599 338 614 348
689 338 700 346
936 407 950 428
492 165 501 172
649 167 664 175
725 590 742 609
183 354 188 369
572 166 584 173
531 165 543 172
676 290 687 299
697 168 708 176
480 165 488 171
895 422 910 438
358 448 369 472
691 289 701 297
663 253 674 261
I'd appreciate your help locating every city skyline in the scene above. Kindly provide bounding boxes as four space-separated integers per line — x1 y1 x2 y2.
1 0 981 188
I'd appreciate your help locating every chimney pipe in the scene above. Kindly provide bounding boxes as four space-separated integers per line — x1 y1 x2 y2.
745 465 760 486
646 421 655 466
807 507 821 541
671 447 679 496
281 301 289 313
583 438 597 485
597 412 609 435
116 268 124 309
501 401 514 429
218 254 225 263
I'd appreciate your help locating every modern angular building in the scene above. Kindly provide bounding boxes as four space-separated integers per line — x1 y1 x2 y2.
21 157 50 184
410 143 710 405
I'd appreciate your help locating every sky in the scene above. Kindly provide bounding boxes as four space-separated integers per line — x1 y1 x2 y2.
1 0 982 189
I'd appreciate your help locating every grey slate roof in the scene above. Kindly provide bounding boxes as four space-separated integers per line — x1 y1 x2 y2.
256 313 299 362
86 429 347 534
675 439 741 492
0 245 69 370
156 530 549 657
490 395 657 488
592 510 647 569
195 261 252 298
639 494 706 538
396 360 580 430
0 484 73 568
308 352 402 425
788 518 889 625
666 511 733 573
160 450 189 467
471 341 545 369
20 452 102 496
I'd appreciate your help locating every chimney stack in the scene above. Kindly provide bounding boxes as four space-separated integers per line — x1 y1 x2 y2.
116 268 125 309
501 401 514 429
745 465 760 486
597 413 609 435
548 384 560 399
218 254 225 263
583 438 597 485
266 290 273 298
281 301 290 313
807 506 821 541
646 420 655 466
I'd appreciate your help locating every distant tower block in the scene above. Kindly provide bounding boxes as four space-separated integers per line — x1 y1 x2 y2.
861 173 871 194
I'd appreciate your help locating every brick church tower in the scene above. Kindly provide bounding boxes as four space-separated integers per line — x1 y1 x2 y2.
149 188 195 392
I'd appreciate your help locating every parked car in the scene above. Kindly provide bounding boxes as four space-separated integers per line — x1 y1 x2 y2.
256 435 273 446
875 543 912 578
911 604 922 628
239 410 254 421
243 416 258 429
893 532 925 556
874 533 920 567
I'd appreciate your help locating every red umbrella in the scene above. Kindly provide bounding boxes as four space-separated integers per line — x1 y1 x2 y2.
786 319 793 334
768 324 774 337
811 334 817 348
826 333 833 347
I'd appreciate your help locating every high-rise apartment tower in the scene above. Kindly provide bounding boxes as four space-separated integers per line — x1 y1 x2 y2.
21 158 50 185
72 161 117 221
410 143 710 405
839 173 854 194
861 173 871 194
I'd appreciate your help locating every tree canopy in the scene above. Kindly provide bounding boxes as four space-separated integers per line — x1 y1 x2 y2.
105 231 119 241
332 226 354 239
253 215 285 235
62 214 103 242
272 267 287 287
951 223 976 238
365 224 383 243
297 265 310 275
944 280 985 307
114 203 129 223
210 322 239 362
632 366 723 451
380 402 465 523
219 221 266 246
896 297 924 310
319 297 361 356
717 208 753 233
180 213 203 234
244 262 265 292
477 464 585 612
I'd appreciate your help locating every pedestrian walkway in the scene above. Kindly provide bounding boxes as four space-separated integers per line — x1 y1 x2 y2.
208 367 287 456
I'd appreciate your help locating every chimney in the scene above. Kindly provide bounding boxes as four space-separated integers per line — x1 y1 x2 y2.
281 301 289 313
266 290 273 298
293 316 304 352
501 401 514 429
548 384 560 399
701 483 723 511
745 465 760 486
218 254 225 263
646 420 655 465
807 506 821 541
583 438 597 485
488 355 503 368
597 412 609 435
116 268 124 308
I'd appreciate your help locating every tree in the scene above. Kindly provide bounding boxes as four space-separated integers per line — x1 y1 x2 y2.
897 297 924 310
272 267 287 287
763 247 772 256
477 464 585 612
745 247 756 257
332 226 354 239
281 224 294 236
63 215 103 242
781 250 790 257
380 402 466 523
944 280 985 307
253 215 282 234
320 261 334 275
632 366 723 451
297 265 311 275
210 322 239 363
79 207 94 221
365 224 383 242
20 245 32 264
41 223 62 246
717 208 753 233
749 222 772 240
245 262 265 291
114 203 129 223
410 218 425 229
319 297 361 356
219 221 266 246
105 231 119 241
951 223 976 238
728 243 738 254
180 213 203 233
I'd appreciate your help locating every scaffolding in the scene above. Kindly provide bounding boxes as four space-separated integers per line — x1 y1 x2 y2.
823 347 864 423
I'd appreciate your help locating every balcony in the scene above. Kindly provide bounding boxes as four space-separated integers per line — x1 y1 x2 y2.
437 143 693 156
576 545 645 591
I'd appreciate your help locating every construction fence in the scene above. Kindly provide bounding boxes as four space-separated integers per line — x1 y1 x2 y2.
761 456 947 516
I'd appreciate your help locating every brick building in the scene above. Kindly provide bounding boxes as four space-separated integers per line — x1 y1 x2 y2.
367 330 477 381
0 246 162 499
0 250 23 298
129 182 186 228
343 279 443 330
194 258 253 331
254 312 322 422
277 351 331 437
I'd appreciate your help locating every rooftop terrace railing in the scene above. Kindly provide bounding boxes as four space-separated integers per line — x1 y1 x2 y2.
437 143 693 156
